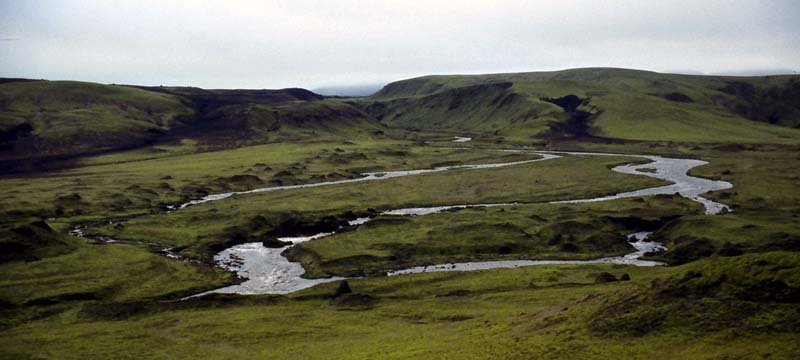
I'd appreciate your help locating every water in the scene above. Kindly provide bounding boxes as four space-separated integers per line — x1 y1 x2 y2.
195 203 523 296
381 203 517 216
543 151 733 214
387 232 665 275
178 150 732 215
178 152 560 209
196 202 669 296
192 233 345 296
82 147 733 296
197 228 666 296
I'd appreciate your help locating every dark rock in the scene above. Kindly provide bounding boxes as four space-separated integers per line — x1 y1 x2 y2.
261 238 292 248
272 170 294 177
333 280 352 297
680 270 703 282
717 242 743 257
330 293 376 308
247 215 269 230
664 237 716 264
594 272 618 283
620 274 631 281
745 279 800 303
663 92 694 103
547 233 562 245
496 245 513 254
56 193 82 202
559 243 579 253
227 174 262 183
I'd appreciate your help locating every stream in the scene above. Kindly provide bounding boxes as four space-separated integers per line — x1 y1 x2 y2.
73 148 734 296
543 151 732 214
177 152 559 209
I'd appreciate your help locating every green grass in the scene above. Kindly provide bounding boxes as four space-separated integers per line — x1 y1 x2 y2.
0 80 193 160
0 139 553 222
360 68 800 144
91 153 665 260
1 252 797 359
290 196 700 277
0 241 230 306
591 92 800 142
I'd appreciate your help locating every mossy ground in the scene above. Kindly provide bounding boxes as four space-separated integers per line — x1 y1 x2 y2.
1 132 799 359
1 253 798 359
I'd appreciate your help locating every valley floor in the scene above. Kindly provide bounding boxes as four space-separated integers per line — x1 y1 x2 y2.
1 134 799 359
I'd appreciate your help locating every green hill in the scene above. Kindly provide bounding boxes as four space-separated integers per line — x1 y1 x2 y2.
358 67 800 143
0 80 382 172
4 69 799 172
0 80 193 161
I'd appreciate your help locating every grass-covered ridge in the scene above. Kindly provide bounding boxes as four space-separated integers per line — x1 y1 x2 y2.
0 79 385 173
358 67 800 144
0 80 193 161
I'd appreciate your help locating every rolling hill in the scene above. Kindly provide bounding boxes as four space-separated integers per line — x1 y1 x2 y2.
3 68 799 172
0 80 382 172
356 67 800 143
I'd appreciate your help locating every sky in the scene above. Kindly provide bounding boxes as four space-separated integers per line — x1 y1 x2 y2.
1 0 798 89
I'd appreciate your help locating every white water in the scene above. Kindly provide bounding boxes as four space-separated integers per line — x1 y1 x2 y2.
453 136 472 142
193 233 344 296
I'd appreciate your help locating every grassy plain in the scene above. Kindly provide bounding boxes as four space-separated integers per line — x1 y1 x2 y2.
88 152 665 260
2 134 799 359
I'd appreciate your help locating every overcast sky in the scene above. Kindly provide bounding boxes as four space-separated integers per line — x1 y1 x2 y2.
1 0 798 89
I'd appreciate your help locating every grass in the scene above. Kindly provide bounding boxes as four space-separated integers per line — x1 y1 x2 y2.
0 80 193 160
360 67 800 144
0 139 545 220
89 153 665 260
0 240 230 305
289 196 700 277
1 252 797 359
1 137 798 359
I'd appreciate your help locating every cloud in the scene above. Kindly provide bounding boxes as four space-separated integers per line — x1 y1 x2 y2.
0 0 798 88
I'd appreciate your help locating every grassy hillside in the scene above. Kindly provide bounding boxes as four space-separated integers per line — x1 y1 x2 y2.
358 68 800 144
0 80 193 161
0 79 385 172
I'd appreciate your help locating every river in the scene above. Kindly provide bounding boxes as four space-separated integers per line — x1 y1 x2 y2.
180 149 731 296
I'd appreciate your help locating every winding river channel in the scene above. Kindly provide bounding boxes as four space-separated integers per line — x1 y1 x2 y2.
179 149 733 296
75 148 734 296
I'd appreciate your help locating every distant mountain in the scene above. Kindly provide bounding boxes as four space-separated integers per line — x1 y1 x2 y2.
709 69 798 76
355 67 800 144
313 83 385 97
